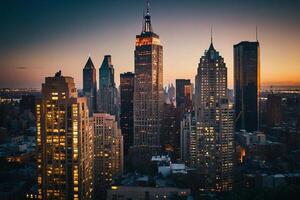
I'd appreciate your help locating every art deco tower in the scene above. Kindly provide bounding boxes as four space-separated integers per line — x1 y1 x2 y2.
132 1 163 164
83 57 97 115
98 55 118 116
194 37 234 191
234 41 260 132
36 71 93 200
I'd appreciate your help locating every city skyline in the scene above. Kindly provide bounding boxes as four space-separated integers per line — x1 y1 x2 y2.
0 1 300 200
1 0 300 88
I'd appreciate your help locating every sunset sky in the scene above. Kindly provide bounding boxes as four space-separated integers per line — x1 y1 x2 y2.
0 0 299 89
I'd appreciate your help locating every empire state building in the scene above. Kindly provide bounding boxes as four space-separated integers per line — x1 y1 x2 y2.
131 1 163 165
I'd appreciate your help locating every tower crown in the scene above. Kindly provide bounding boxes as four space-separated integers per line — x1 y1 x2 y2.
142 1 153 33
84 57 95 69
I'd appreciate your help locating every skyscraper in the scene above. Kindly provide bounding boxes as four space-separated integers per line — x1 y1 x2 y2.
161 102 180 161
131 1 164 164
83 57 97 115
180 111 197 166
234 41 260 132
176 79 192 110
92 113 123 199
98 55 118 116
36 71 93 200
120 72 135 157
194 38 234 191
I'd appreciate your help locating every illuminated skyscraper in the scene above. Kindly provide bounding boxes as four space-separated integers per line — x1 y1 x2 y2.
194 38 234 191
234 41 260 132
98 55 118 116
36 71 93 200
180 111 197 166
120 72 135 156
131 1 163 164
92 113 123 199
83 57 97 115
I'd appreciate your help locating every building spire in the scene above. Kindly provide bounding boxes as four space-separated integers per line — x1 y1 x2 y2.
142 0 153 33
256 25 258 41
211 26 213 44
209 27 215 50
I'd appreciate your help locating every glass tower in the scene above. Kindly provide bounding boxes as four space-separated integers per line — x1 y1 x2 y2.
98 55 118 116
234 41 260 132
83 57 97 115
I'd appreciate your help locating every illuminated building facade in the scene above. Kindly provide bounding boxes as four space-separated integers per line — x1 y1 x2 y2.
92 113 123 199
36 71 93 200
132 2 163 164
234 41 260 132
194 39 234 191
120 72 135 157
180 111 197 165
98 55 118 116
83 57 97 115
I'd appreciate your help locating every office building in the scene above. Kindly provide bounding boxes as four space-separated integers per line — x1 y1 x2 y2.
92 113 123 199
83 57 97 115
36 71 93 200
161 103 180 161
234 41 260 132
98 55 118 116
120 72 135 157
180 111 197 165
194 38 234 191
132 1 164 164
176 79 192 111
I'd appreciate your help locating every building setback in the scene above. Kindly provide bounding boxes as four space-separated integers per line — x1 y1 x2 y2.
36 71 93 200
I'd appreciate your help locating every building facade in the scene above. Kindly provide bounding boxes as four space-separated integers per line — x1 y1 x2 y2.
180 111 197 165
176 79 192 110
98 55 118 116
266 94 282 128
160 102 181 161
92 113 123 199
36 71 93 200
83 57 97 115
120 72 135 157
194 40 234 191
132 2 164 164
234 41 260 132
